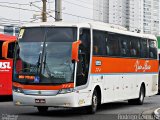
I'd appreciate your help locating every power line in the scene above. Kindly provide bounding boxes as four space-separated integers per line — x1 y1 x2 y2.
30 1 95 21
47 0 101 12
30 2 55 20
0 1 29 6
0 22 20 26
48 9 97 21
62 12 95 21
63 0 100 12
0 17 29 23
73 0 93 5
0 4 40 12
31 0 53 4
0 21 24 26
0 16 30 25
0 1 99 23
0 19 30 26
31 0 42 3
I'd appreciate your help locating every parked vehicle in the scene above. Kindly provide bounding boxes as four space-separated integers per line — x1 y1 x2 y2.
0 34 16 96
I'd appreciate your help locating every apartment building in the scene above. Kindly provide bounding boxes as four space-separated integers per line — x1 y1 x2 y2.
93 0 159 35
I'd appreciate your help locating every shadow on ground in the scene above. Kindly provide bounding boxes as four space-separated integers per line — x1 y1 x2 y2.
19 101 134 117
18 99 155 117
0 96 12 102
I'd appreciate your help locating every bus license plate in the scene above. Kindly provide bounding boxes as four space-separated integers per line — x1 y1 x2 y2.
35 99 46 103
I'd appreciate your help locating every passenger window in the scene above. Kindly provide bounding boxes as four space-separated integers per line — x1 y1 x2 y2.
93 30 106 56
130 38 140 57
140 39 149 58
119 36 130 57
106 33 120 57
8 42 15 58
149 40 157 59
79 29 90 57
0 41 3 59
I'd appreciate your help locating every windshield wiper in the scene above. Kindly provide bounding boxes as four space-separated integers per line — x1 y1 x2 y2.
37 52 41 74
43 52 47 70
39 28 48 74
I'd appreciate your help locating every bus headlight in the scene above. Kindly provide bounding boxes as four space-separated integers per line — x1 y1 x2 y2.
13 86 23 93
58 88 75 94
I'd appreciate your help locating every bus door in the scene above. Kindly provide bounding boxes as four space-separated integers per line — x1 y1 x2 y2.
75 28 91 87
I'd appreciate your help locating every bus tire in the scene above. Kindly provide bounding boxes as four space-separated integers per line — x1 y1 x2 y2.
86 89 98 114
158 89 160 95
128 85 145 105
37 106 48 113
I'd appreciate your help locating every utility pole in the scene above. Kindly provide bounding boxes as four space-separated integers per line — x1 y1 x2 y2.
55 0 62 21
42 0 47 22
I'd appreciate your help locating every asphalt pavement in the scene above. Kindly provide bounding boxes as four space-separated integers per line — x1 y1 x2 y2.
1 95 160 120
153 108 160 120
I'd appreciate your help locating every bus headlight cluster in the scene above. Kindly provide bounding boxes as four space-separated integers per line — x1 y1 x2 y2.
58 88 75 94
13 86 23 93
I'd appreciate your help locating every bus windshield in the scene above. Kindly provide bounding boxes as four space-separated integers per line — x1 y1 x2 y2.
14 27 77 84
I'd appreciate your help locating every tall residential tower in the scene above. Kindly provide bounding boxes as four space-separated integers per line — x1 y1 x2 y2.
93 0 159 35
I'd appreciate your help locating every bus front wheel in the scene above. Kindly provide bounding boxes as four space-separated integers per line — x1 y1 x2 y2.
86 89 98 114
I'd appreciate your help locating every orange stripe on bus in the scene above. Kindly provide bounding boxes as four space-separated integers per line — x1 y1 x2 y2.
13 82 74 90
91 57 159 74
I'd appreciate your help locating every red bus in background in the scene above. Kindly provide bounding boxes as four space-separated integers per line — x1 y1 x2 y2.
0 34 16 96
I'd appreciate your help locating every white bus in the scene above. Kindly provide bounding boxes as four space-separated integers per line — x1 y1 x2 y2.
11 22 159 114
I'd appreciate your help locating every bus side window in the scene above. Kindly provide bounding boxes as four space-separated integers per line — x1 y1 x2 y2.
0 41 3 59
140 39 149 58
93 30 106 56
149 40 157 59
119 35 130 57
130 38 140 58
106 33 120 57
8 42 15 58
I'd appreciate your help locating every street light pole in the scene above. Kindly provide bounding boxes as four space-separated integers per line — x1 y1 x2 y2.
55 0 62 21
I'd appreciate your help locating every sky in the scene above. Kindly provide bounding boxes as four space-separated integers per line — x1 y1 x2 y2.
0 0 94 26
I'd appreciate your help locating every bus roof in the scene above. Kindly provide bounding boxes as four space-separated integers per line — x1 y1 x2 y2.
22 21 156 40
0 34 16 41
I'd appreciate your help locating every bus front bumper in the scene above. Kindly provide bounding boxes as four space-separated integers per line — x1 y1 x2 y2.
13 91 80 108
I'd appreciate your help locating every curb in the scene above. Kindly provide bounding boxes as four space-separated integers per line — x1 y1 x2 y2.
153 108 160 120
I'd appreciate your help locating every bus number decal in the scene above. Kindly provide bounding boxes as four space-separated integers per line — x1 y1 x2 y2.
95 60 102 66
95 68 101 73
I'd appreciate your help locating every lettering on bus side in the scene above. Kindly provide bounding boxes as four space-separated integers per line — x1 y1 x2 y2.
0 62 11 69
95 68 101 73
134 60 151 72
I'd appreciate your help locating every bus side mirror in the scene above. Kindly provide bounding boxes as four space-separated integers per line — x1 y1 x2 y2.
71 40 82 62
2 40 16 59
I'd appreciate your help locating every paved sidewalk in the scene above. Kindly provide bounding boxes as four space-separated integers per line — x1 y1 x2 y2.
153 108 160 120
